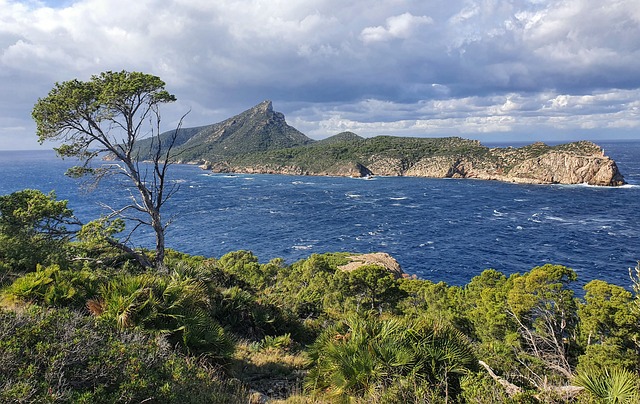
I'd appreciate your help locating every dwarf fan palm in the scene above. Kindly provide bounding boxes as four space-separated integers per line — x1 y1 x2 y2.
87 268 233 359
306 314 475 402
574 366 640 403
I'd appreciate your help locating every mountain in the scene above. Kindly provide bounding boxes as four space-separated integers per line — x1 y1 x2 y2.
315 131 364 145
135 100 625 186
137 100 314 162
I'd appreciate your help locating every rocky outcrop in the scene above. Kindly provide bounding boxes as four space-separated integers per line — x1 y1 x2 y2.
337 252 406 279
401 141 625 186
492 151 624 186
201 161 373 178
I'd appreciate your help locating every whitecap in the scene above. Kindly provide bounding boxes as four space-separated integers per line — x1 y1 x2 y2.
516 226 523 230
546 216 565 222
390 197 408 200
292 245 313 250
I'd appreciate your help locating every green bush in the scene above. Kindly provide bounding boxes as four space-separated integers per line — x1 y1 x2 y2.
89 270 235 359
0 189 78 277
3 264 100 308
306 314 476 402
0 306 247 403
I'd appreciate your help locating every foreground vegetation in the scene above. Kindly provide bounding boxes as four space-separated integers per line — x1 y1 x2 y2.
1 189 639 403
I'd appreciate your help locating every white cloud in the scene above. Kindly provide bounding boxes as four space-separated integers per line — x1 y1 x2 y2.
360 12 433 43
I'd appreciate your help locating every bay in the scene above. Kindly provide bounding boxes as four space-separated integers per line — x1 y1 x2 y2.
1 140 639 289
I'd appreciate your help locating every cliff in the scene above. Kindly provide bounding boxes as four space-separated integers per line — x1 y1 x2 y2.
202 137 625 186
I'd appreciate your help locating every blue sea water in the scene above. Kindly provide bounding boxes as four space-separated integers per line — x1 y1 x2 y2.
1 140 639 289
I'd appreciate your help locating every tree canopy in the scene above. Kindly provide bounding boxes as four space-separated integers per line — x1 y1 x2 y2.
32 71 180 269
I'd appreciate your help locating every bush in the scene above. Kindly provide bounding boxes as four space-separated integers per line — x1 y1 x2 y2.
3 264 100 308
0 306 247 403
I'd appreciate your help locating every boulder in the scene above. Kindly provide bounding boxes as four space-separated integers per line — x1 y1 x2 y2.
338 252 405 279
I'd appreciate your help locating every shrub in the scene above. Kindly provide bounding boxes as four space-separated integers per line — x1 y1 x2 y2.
3 264 100 308
0 306 247 403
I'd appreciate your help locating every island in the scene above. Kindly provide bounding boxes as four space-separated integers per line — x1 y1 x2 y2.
141 100 625 186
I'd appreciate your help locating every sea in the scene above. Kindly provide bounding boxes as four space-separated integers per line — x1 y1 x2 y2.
1 140 639 290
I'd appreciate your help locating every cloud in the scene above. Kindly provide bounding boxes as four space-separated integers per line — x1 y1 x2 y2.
0 0 639 149
360 12 433 43
293 88 640 141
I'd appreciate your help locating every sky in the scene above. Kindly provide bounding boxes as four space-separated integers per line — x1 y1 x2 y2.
1 0 639 150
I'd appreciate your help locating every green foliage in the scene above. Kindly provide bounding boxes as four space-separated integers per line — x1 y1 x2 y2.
306 314 476 402
251 333 293 352
574 366 640 403
3 264 100 308
2 203 640 404
267 253 346 321
217 250 280 289
507 264 578 323
33 71 175 150
0 306 247 403
229 135 488 175
465 269 512 342
459 372 518 404
0 189 78 276
577 280 640 373
33 70 180 269
88 269 234 359
399 278 469 331
337 264 407 314
77 216 125 245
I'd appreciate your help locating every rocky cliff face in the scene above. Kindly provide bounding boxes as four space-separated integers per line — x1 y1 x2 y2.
402 141 625 186
202 140 625 186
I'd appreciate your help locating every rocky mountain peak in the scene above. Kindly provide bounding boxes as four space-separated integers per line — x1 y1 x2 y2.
255 100 273 113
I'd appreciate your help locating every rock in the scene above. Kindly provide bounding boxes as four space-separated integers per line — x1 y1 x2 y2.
248 390 268 404
338 252 405 279
383 141 625 186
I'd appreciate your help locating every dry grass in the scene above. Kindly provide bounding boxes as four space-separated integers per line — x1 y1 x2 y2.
231 341 309 402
